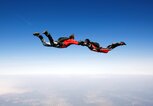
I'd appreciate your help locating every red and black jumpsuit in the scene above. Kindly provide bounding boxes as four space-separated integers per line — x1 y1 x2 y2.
60 39 79 48
88 42 110 53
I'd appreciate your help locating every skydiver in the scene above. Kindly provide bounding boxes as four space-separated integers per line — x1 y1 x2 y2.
79 39 126 53
33 31 79 48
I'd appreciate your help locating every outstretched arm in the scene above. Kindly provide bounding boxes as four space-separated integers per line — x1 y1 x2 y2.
78 41 86 46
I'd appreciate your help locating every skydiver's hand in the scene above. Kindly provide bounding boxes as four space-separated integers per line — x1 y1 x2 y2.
78 41 85 46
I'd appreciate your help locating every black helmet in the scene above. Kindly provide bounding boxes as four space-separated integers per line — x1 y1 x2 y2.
85 39 90 43
69 34 74 39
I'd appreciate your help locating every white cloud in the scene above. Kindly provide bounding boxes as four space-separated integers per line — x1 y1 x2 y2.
84 91 113 106
0 82 27 95
42 96 72 106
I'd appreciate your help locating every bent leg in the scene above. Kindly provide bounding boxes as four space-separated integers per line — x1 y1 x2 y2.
37 35 51 47
43 31 54 45
46 34 54 45
107 43 121 50
33 32 51 47
107 42 126 50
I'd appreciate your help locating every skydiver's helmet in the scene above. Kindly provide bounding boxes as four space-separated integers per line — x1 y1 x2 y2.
85 39 90 45
69 34 74 39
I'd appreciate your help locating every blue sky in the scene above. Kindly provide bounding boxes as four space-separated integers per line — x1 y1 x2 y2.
0 0 153 75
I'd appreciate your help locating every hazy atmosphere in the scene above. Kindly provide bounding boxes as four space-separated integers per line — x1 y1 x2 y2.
0 0 153 106
1 75 153 106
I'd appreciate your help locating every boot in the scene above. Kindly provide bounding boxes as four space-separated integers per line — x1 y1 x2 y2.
33 32 40 37
120 42 126 45
43 30 49 36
